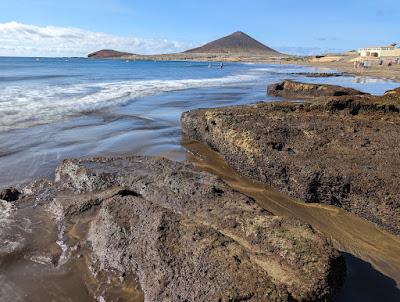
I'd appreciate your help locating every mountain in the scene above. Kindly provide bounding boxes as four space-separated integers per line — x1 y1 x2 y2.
88 49 133 58
184 31 282 56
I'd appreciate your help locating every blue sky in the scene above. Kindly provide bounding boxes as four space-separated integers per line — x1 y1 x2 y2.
0 0 399 56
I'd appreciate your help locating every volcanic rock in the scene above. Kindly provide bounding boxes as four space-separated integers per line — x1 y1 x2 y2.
290 73 348 78
0 187 20 202
182 84 400 235
267 80 367 99
16 156 345 301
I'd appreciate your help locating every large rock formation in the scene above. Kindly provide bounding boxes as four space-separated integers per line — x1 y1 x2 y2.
8 156 345 302
267 80 368 99
182 84 400 235
185 31 284 56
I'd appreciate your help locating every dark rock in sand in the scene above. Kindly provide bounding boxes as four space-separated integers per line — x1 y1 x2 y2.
21 156 345 302
0 187 20 202
267 80 367 99
182 84 400 235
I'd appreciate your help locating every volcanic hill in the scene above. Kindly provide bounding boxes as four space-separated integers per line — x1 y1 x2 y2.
185 31 282 56
88 49 133 58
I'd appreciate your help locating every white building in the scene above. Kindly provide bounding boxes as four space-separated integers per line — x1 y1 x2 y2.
358 43 400 57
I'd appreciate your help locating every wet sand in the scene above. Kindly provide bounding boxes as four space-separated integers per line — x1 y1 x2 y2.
183 139 400 300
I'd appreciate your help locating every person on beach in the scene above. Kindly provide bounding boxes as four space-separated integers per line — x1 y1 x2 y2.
379 59 384 66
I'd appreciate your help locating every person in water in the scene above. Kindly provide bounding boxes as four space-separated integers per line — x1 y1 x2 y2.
220 63 224 69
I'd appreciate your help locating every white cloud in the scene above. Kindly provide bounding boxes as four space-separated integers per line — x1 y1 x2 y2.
0 21 194 57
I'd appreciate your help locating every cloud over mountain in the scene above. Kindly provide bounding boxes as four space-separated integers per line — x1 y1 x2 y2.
0 21 194 57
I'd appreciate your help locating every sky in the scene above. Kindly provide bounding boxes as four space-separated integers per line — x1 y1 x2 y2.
0 0 399 57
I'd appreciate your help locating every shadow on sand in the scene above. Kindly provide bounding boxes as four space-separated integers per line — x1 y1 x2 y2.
336 252 400 302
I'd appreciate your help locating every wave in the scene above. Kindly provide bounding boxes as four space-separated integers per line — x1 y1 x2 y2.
0 71 263 132
0 74 79 82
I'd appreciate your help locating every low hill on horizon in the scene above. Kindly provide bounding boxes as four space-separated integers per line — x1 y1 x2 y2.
184 31 283 56
88 49 133 58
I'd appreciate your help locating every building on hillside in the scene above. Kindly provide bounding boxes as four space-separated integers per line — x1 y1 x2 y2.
358 43 400 57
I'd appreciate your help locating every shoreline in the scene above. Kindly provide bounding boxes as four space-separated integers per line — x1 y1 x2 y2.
91 52 400 84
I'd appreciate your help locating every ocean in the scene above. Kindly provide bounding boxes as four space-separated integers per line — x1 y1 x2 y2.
0 57 398 187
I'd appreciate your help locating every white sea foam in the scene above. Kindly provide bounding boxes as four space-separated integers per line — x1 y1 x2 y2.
0 70 263 131
0 200 24 254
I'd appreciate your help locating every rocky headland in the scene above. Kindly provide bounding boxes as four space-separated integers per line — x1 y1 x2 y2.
88 49 134 58
182 81 400 235
1 156 345 301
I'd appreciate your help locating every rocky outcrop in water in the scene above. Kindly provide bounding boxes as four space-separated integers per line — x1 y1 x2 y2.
9 156 345 302
290 73 349 78
182 84 400 235
267 80 367 99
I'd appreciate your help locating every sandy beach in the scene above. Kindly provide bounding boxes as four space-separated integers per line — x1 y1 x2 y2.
288 55 400 82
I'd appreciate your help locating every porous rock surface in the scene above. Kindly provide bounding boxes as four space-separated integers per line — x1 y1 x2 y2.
15 156 344 302
267 80 368 99
182 84 400 235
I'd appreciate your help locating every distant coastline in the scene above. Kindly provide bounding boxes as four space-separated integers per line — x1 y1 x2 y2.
87 31 400 82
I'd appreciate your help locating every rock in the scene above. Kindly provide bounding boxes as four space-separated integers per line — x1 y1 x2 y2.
0 187 20 202
181 85 400 235
290 73 348 78
385 87 400 95
267 80 367 99
27 156 344 301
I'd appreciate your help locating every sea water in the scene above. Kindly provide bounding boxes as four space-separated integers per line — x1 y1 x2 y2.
0 57 398 188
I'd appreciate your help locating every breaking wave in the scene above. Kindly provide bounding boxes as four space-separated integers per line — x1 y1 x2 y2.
0 70 263 131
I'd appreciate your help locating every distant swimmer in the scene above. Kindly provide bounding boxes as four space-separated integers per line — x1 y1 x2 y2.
220 62 224 69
